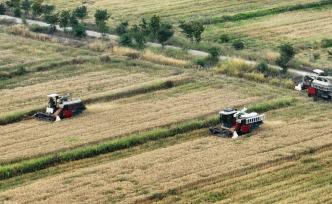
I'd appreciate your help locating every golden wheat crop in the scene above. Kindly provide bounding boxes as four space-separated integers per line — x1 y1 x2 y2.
1 108 331 203
0 84 260 163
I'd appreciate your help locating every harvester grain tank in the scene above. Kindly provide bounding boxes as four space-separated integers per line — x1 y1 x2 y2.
209 107 264 138
33 93 85 121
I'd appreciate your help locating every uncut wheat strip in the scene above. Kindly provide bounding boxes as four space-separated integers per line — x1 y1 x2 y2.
1 120 331 204
186 151 332 204
157 162 299 204
279 184 332 204
129 123 332 202
245 170 332 204
221 151 332 203
218 163 331 204
0 88 255 162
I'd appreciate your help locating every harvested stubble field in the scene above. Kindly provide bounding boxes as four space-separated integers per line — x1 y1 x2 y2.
0 102 331 203
0 75 282 163
47 0 319 22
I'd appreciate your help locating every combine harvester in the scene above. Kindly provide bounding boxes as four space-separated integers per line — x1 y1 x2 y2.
209 107 265 138
33 93 86 122
295 69 332 101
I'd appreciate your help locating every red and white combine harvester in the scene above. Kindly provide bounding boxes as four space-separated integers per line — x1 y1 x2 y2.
209 107 265 138
33 93 86 122
295 69 332 100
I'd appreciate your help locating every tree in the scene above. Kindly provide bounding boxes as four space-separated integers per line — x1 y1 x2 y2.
5 0 20 15
44 12 58 32
179 21 205 43
130 25 146 49
69 10 79 26
139 18 149 35
31 0 43 18
192 21 205 43
73 5 87 22
5 0 20 10
157 22 174 47
276 43 295 73
21 0 31 17
0 3 6 14
94 9 110 34
148 15 160 39
41 4 54 15
179 21 194 42
59 10 70 31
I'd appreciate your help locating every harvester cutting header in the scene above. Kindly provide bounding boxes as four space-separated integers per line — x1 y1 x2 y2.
209 107 265 138
295 69 332 100
33 94 85 122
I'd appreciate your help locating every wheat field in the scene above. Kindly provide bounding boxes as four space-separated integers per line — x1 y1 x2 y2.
0 78 267 163
1 103 331 203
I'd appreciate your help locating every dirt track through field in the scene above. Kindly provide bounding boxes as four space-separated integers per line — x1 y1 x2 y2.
0 114 331 203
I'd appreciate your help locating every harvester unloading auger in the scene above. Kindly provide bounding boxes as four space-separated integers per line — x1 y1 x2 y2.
209 107 265 138
33 93 86 122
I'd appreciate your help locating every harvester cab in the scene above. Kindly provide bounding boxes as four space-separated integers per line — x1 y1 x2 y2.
295 69 332 100
33 93 85 122
209 107 264 138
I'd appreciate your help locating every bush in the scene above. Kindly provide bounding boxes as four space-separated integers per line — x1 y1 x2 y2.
119 33 132 46
256 61 268 73
194 58 206 67
72 23 86 37
244 72 265 83
232 40 245 50
28 24 50 33
219 34 230 43
321 39 332 48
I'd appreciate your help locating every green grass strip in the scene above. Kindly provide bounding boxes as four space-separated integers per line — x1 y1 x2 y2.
202 0 332 25
0 78 192 126
84 77 192 104
0 97 295 180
